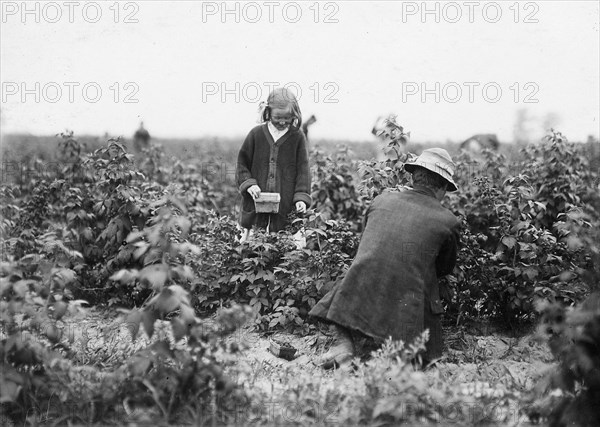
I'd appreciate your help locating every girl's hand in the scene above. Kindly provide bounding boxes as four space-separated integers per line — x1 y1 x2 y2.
296 201 307 213
247 185 261 200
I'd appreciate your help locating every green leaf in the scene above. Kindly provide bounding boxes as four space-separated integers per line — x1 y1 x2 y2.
128 356 151 377
109 269 139 284
523 266 539 281
175 217 191 237
144 249 163 266
180 304 196 325
45 324 62 343
126 230 145 243
149 340 173 358
0 380 22 403
153 288 180 315
168 284 189 302
171 318 187 341
52 268 76 286
169 197 187 214
12 280 35 298
53 301 68 320
133 245 149 260
142 310 156 338
139 264 169 290
126 309 143 341
501 236 517 249
558 271 577 282
172 265 194 282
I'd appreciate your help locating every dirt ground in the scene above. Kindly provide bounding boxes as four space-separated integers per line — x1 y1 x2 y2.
52 309 554 391
224 321 554 395
40 309 555 425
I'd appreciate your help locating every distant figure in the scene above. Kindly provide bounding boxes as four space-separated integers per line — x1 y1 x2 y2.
460 134 499 152
133 122 151 152
301 114 317 143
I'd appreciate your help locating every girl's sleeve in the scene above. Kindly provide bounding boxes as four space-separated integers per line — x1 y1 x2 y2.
293 133 312 207
236 131 257 193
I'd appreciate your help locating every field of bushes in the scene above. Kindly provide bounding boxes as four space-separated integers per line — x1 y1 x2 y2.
1 129 599 425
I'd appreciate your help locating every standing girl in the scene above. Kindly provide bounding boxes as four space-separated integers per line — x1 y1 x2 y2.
236 87 312 237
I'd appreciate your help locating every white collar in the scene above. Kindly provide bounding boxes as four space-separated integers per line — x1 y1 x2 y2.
267 121 289 142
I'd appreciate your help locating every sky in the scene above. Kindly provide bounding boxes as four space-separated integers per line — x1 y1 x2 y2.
1 1 599 144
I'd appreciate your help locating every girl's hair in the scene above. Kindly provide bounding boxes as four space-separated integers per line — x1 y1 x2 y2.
412 166 448 191
260 87 303 128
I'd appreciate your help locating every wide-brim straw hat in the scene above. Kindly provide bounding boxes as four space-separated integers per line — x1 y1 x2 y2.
404 148 458 192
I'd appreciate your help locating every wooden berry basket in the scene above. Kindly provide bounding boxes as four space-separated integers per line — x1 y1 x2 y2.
269 339 297 360
254 192 281 213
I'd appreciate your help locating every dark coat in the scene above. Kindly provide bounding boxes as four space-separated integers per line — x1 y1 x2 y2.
309 186 460 359
236 124 312 232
